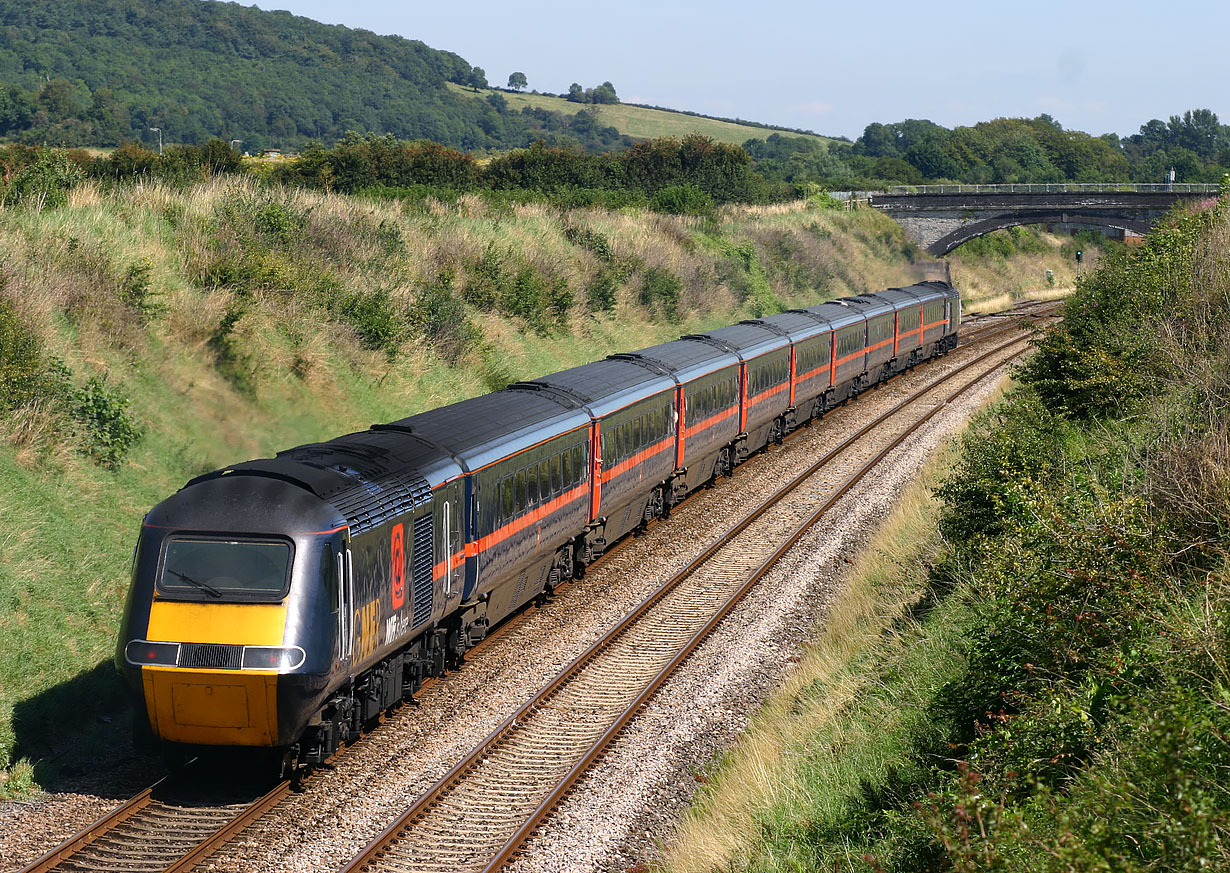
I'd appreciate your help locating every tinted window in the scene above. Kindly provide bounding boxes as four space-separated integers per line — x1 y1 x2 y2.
540 459 552 496
551 454 562 493
160 539 291 600
562 449 573 485
527 464 538 505
501 476 515 519
572 445 584 481
515 469 527 511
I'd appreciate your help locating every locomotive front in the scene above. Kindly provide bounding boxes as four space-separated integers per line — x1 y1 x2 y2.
116 472 345 755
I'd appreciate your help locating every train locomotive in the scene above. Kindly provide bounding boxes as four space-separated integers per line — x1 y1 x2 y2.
116 281 960 768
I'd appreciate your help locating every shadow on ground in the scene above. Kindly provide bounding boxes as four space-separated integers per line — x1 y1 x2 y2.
11 659 162 797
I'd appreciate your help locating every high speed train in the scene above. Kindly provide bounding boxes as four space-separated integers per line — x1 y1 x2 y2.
116 281 960 768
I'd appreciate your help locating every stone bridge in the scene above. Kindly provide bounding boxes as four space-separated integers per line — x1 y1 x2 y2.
869 184 1219 256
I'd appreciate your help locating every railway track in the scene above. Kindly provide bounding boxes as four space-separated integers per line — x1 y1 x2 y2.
16 767 288 873
338 322 1047 873
16 299 1057 873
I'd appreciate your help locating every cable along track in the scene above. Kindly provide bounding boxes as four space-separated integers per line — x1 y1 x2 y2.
341 325 1044 873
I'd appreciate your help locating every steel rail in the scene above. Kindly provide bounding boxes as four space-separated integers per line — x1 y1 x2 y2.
340 321 1046 873
18 779 164 873
482 338 1036 872
18 299 1053 873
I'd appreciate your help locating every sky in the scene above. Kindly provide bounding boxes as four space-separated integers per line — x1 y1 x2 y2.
252 0 1228 141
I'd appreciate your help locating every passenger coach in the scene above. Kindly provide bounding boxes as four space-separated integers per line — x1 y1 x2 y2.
117 281 961 768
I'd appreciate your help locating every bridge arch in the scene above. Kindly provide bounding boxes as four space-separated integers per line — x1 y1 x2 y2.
927 210 1154 256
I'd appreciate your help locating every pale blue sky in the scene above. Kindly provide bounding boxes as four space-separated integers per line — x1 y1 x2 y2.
252 0 1227 140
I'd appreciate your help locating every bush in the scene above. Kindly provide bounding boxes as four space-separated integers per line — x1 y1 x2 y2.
3 149 84 209
0 298 57 411
70 378 142 468
640 267 682 322
412 270 473 363
650 183 714 216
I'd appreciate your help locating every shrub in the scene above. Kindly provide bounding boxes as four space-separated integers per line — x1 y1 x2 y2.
412 269 473 363
640 267 682 322
4 149 84 210
70 378 142 468
120 258 162 320
338 288 410 357
0 298 56 411
586 268 619 312
464 242 509 310
650 183 714 216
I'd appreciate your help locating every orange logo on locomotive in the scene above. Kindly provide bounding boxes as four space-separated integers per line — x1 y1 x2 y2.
390 522 406 610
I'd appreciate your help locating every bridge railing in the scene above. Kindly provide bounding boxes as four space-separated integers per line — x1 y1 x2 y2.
884 183 1220 195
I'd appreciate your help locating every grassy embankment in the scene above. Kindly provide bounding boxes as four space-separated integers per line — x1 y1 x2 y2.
0 178 1077 797
445 83 833 148
665 196 1230 871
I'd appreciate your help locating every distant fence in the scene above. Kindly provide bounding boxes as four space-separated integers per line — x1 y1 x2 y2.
884 183 1220 195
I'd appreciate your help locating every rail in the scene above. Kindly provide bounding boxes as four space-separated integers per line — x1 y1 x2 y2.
882 183 1219 196
340 311 1056 873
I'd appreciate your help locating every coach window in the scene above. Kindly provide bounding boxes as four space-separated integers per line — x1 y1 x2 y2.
571 445 584 482
551 454 562 493
515 469 527 513
540 458 552 497
527 464 540 506
501 476 515 520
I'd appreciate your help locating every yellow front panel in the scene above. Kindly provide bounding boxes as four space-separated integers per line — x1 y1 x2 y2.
147 600 287 645
142 600 288 746
145 667 279 746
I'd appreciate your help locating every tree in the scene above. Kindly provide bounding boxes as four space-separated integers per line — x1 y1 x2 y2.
0 86 35 136
466 67 487 91
507 71 527 91
1167 109 1220 160
590 81 619 105
567 83 585 103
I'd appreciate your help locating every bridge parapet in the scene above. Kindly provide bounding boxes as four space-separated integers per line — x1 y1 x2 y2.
871 184 1217 255
884 183 1218 195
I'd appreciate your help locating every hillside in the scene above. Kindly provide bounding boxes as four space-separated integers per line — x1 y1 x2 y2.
0 0 516 150
447 83 833 148
0 0 829 156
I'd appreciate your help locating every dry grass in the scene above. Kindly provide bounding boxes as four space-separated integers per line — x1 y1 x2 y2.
663 381 1011 873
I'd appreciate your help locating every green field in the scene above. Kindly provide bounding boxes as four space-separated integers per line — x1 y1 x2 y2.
446 83 834 147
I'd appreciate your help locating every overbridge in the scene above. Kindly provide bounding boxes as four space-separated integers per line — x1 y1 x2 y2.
870 184 1219 256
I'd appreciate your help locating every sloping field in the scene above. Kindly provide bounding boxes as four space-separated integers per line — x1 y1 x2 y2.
447 83 834 146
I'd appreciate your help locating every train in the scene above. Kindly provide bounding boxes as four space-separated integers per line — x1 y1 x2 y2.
116 281 960 769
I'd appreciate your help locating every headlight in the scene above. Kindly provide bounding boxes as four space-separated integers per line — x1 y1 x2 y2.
125 640 180 666
241 646 306 671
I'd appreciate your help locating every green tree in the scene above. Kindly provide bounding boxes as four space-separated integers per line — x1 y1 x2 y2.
466 66 487 90
0 86 35 135
507 71 527 91
567 83 585 103
589 81 619 105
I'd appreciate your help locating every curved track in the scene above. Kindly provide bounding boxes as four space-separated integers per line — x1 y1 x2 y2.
340 320 1048 873
17 300 1057 873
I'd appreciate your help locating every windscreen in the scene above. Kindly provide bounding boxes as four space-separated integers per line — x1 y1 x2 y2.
159 538 292 600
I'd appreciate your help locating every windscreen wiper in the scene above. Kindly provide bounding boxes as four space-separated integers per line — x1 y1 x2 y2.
167 568 223 597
